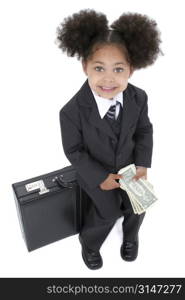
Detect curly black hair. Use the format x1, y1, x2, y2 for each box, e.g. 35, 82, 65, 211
56, 9, 163, 69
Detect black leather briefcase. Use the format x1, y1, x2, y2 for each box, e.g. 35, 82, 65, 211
12, 165, 87, 252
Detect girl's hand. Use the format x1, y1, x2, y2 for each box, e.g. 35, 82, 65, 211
99, 173, 123, 190
132, 166, 147, 181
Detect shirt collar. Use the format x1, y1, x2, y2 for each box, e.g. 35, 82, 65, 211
91, 88, 123, 119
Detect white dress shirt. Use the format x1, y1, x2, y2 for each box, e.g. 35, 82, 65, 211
91, 88, 123, 119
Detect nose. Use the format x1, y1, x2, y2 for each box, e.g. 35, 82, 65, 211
102, 71, 115, 83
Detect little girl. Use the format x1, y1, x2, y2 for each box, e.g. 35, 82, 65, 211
56, 9, 162, 270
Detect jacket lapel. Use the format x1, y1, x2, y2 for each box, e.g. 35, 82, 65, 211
78, 80, 117, 140
89, 102, 117, 141
116, 86, 140, 154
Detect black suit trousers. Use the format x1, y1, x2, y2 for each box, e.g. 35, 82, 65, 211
79, 181, 145, 252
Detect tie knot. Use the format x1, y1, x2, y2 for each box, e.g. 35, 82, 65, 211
106, 101, 120, 120
109, 101, 120, 109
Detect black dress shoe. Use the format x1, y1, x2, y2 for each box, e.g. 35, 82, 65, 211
79, 235, 103, 270
120, 238, 139, 261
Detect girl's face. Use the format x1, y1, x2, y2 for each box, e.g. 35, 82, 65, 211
82, 44, 133, 100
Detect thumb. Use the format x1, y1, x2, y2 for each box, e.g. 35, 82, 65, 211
132, 175, 139, 181
115, 181, 121, 188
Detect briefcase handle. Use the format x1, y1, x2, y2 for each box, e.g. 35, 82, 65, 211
53, 175, 77, 189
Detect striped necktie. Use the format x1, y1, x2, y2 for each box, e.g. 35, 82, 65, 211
106, 101, 120, 120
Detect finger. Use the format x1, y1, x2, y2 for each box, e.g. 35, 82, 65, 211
114, 174, 123, 179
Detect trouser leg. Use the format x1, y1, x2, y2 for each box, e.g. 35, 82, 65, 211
119, 189, 145, 241
80, 198, 117, 251
122, 210, 145, 241
78, 182, 122, 252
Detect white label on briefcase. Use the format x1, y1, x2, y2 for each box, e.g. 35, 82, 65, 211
25, 180, 49, 195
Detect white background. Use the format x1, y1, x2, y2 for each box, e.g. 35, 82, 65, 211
0, 0, 185, 277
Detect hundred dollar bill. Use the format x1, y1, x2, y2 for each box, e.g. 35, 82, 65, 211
118, 164, 158, 213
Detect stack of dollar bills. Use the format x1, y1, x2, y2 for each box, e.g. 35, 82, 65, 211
118, 164, 158, 214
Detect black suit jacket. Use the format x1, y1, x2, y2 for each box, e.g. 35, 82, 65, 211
59, 80, 153, 191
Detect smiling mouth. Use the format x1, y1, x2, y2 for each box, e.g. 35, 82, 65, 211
99, 86, 117, 92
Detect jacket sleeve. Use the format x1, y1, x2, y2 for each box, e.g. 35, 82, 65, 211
59, 109, 109, 190
133, 92, 153, 168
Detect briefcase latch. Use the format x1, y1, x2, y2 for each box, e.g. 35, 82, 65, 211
25, 180, 49, 195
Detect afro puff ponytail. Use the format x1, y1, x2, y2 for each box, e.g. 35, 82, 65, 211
56, 9, 109, 60
56, 10, 162, 69
111, 13, 162, 69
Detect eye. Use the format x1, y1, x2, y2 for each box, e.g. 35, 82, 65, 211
114, 68, 124, 73
95, 66, 104, 72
